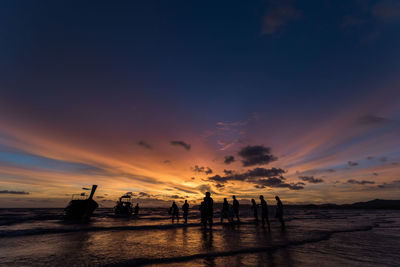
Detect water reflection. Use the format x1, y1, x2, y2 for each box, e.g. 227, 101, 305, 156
51, 231, 92, 266
276, 229, 294, 267
201, 229, 214, 250
201, 229, 215, 266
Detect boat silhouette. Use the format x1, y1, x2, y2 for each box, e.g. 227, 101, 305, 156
64, 185, 98, 221
114, 194, 134, 217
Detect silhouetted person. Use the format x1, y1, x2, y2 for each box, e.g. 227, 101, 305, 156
134, 203, 139, 216
232, 195, 240, 223
182, 200, 189, 224
220, 198, 230, 223
170, 201, 179, 223
259, 195, 270, 230
203, 192, 213, 228
251, 198, 258, 225
275, 196, 285, 229
200, 201, 205, 225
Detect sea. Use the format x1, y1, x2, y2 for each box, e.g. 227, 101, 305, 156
0, 207, 399, 266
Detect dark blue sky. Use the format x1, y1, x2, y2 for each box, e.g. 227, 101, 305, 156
2, 1, 399, 120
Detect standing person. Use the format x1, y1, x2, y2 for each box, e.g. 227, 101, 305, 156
203, 192, 214, 228
134, 203, 140, 216
275, 196, 285, 229
170, 201, 179, 223
259, 195, 270, 230
199, 201, 205, 225
251, 198, 258, 225
182, 200, 189, 224
232, 195, 240, 223
220, 198, 230, 223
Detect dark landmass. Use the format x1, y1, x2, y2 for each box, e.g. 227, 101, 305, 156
288, 199, 400, 210
194, 199, 400, 210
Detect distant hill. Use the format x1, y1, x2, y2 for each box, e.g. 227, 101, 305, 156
286, 199, 400, 210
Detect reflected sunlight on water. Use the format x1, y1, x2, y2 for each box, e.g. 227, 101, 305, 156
0, 208, 399, 266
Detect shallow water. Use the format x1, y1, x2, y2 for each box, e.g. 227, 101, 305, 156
0, 208, 399, 266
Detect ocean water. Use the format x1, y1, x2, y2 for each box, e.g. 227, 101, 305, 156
0, 207, 399, 266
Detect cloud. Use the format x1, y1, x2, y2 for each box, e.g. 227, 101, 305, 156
341, 1, 400, 43
377, 180, 400, 189
138, 192, 150, 197
173, 186, 198, 195
246, 167, 286, 178
348, 161, 359, 167
297, 168, 336, 176
195, 184, 216, 194
0, 190, 30, 195
346, 179, 375, 185
254, 179, 304, 190
372, 0, 400, 22
262, 2, 302, 35
191, 165, 213, 175
216, 121, 248, 129
299, 176, 324, 184
357, 115, 389, 126
168, 194, 185, 200
208, 167, 301, 190
170, 141, 191, 150
214, 119, 250, 151
208, 167, 285, 183
224, 155, 235, 164
163, 160, 171, 164
223, 169, 233, 175
238, 145, 277, 166
215, 183, 225, 189
137, 141, 152, 150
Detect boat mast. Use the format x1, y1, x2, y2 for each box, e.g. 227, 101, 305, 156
88, 185, 98, 200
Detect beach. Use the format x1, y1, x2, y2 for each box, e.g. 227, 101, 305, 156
1, 208, 399, 266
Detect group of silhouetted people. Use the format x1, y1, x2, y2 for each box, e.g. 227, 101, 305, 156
200, 192, 214, 227
169, 192, 285, 230
251, 195, 284, 230
114, 200, 140, 217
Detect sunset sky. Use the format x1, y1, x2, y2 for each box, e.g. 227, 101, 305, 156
0, 0, 399, 207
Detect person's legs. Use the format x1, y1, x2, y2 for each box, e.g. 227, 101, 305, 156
266, 215, 271, 231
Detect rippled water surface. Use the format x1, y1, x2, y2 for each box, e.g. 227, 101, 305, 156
0, 208, 399, 266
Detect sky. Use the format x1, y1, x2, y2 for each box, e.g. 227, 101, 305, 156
0, 0, 399, 207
